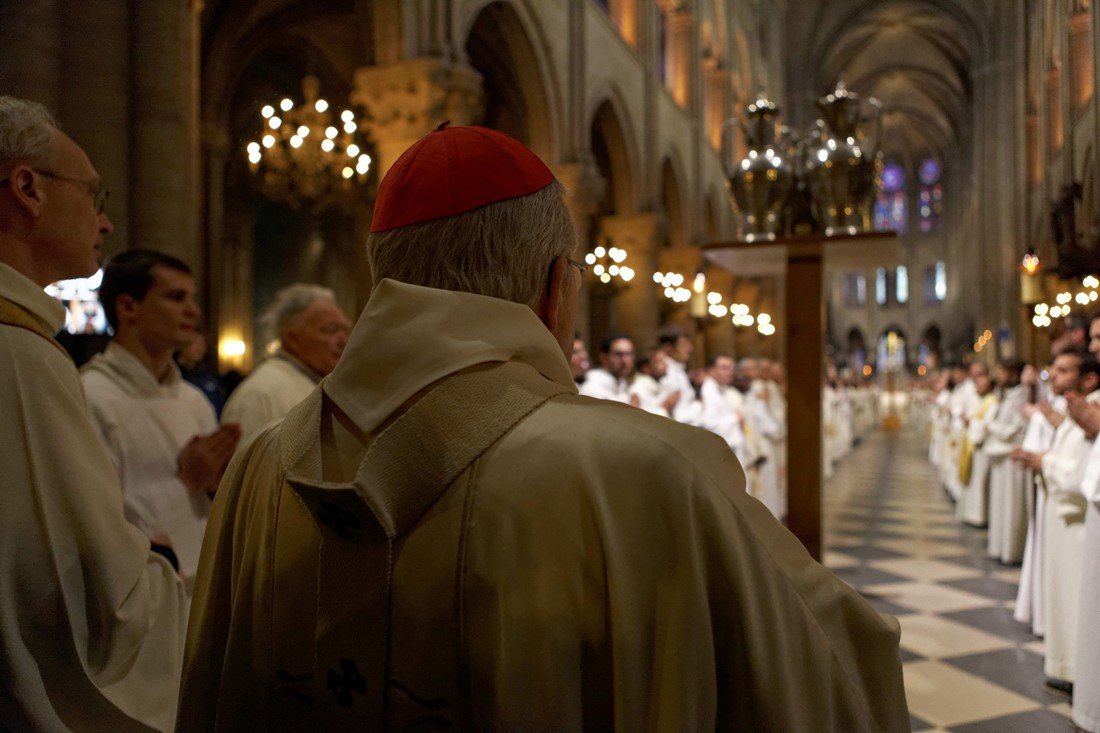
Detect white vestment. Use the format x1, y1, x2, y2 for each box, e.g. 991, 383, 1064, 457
958, 392, 1000, 526
578, 367, 631, 403
0, 262, 187, 732
221, 351, 319, 445
700, 376, 748, 464
81, 342, 218, 582
629, 372, 670, 417
1015, 397, 1062, 634
744, 388, 784, 519
945, 380, 979, 499
660, 356, 702, 424
178, 279, 908, 731
984, 384, 1029, 563
1074, 436, 1100, 731
1039, 390, 1098, 681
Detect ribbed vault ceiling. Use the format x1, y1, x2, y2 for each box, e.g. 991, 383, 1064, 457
805, 0, 975, 165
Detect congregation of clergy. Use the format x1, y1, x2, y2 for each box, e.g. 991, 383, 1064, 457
0, 94, 915, 730
917, 317, 1100, 733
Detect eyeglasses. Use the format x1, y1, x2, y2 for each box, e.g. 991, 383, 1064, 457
1, 168, 110, 214
566, 257, 587, 275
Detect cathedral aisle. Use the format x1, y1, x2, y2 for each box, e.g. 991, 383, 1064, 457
823, 428, 1075, 732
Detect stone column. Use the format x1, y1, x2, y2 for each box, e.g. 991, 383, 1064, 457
352, 58, 484, 181
600, 213, 663, 342
556, 161, 606, 345
60, 0, 129, 252
667, 7, 694, 108
0, 0, 60, 109
704, 58, 730, 152
130, 0, 202, 267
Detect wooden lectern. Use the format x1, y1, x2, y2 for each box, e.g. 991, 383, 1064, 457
703, 231, 900, 560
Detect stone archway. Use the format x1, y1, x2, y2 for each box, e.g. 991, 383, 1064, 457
463, 1, 558, 160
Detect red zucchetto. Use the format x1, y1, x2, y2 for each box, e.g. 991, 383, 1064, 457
369, 122, 556, 233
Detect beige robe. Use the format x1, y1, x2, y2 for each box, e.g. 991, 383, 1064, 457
0, 263, 187, 732
179, 279, 907, 731
1039, 390, 1099, 681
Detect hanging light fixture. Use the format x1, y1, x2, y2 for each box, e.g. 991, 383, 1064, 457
1019, 247, 1043, 305
245, 76, 372, 209
583, 238, 635, 286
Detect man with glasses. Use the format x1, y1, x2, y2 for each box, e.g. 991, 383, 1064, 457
578, 333, 639, 405
0, 96, 187, 730
180, 124, 906, 730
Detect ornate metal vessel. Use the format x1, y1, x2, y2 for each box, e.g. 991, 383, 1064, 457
804, 81, 882, 236
727, 95, 794, 241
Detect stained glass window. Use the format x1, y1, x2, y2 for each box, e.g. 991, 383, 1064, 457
917, 158, 942, 233
874, 161, 908, 234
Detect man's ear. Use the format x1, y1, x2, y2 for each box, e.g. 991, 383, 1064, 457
115, 293, 139, 323
538, 255, 568, 331
8, 166, 45, 217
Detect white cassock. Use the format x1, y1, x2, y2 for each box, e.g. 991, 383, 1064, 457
0, 262, 187, 731
221, 350, 320, 446
1014, 396, 1063, 634
745, 387, 784, 519
760, 380, 788, 512
578, 367, 631, 403
1074, 435, 1100, 732
660, 356, 702, 425
1038, 389, 1099, 682
984, 384, 1029, 563
957, 392, 999, 526
81, 342, 218, 584
629, 373, 670, 417
700, 376, 748, 464
945, 380, 979, 499
823, 386, 837, 480
929, 389, 951, 468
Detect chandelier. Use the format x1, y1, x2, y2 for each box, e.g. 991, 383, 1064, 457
245, 75, 371, 209
583, 239, 636, 285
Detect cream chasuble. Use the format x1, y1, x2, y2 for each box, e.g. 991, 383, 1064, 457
0, 263, 187, 732
179, 279, 907, 731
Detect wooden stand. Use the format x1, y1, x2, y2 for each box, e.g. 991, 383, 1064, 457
703, 231, 900, 560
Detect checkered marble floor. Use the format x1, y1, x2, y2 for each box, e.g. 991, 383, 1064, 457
823, 428, 1076, 732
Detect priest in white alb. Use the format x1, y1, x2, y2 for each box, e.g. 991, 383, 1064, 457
1015, 349, 1100, 690
179, 124, 908, 731
984, 361, 1030, 563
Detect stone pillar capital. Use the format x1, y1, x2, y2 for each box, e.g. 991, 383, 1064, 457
599, 211, 665, 245
352, 58, 484, 177
554, 160, 606, 221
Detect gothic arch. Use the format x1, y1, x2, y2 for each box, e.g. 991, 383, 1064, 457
588, 92, 639, 215
456, 0, 562, 160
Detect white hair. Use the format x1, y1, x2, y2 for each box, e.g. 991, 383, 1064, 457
257, 283, 337, 350
0, 96, 57, 172
366, 180, 577, 308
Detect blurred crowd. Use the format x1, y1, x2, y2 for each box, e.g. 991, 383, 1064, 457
912, 312, 1100, 727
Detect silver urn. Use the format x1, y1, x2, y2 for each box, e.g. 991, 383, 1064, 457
727, 95, 795, 241
803, 81, 882, 236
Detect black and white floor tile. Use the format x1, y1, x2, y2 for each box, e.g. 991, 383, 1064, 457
823, 429, 1077, 732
